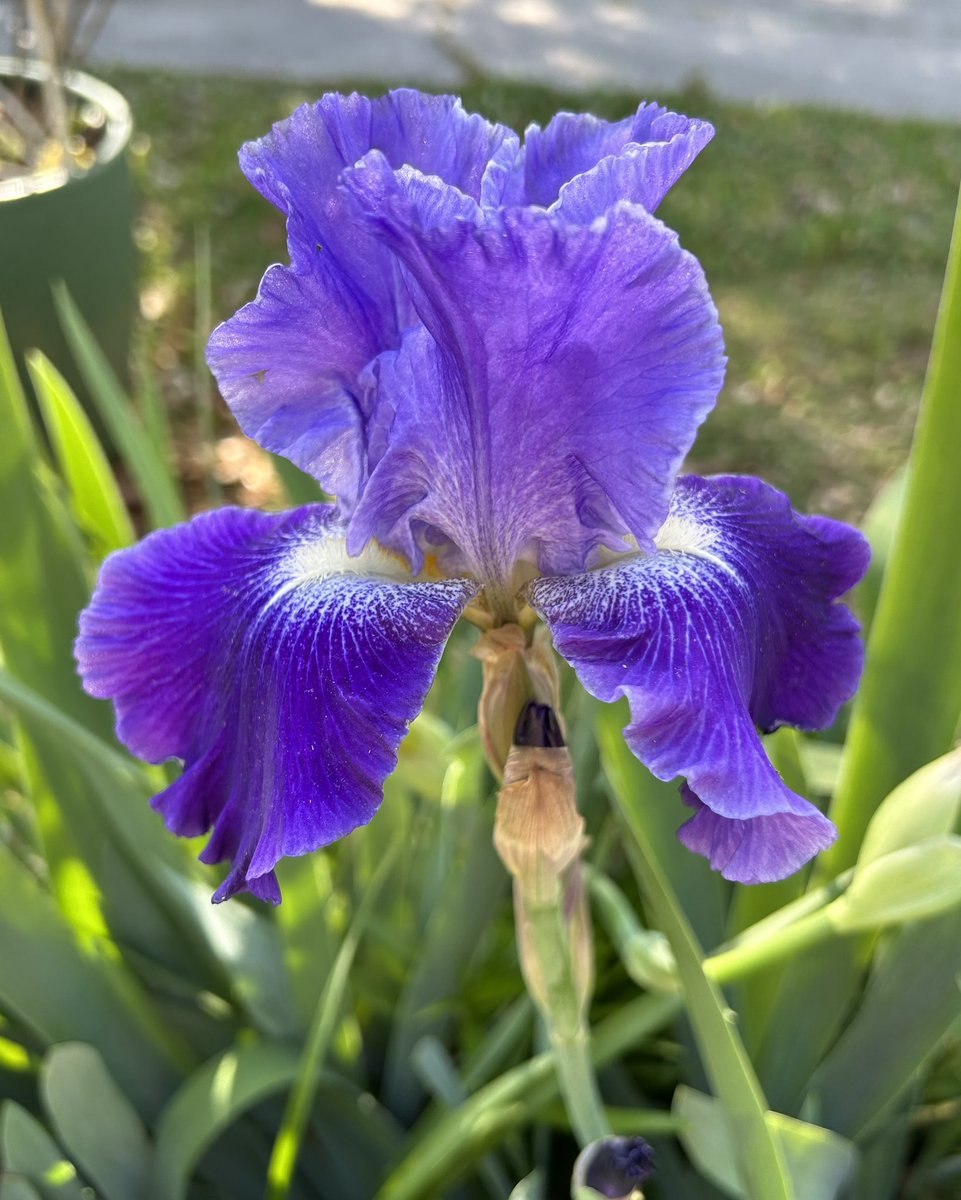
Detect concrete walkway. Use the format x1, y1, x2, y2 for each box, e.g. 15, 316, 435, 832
91, 0, 961, 121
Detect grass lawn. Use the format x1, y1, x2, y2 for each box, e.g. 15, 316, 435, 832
108, 68, 961, 524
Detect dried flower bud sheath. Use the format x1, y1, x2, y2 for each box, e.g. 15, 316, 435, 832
495, 744, 586, 906
494, 707, 593, 1040
473, 623, 562, 776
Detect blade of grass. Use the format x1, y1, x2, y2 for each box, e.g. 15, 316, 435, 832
54, 283, 185, 529
27, 350, 135, 559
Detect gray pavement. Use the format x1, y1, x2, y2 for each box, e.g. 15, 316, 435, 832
90, 0, 961, 121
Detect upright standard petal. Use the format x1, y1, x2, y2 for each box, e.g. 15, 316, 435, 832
528, 476, 870, 883
510, 103, 714, 218
207, 90, 518, 502
345, 158, 725, 588
76, 505, 475, 901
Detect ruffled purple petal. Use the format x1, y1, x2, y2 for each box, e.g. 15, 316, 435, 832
509, 103, 714, 216
76, 505, 475, 901
677, 785, 836, 885
207, 90, 518, 503
344, 157, 725, 584
528, 475, 870, 883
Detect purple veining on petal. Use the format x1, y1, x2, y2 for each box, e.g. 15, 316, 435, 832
344, 155, 725, 583
677, 785, 836, 886
528, 475, 869, 883
207, 90, 518, 504
75, 504, 475, 901
509, 103, 714, 216
209, 90, 720, 591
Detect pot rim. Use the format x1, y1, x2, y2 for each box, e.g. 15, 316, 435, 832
0, 56, 133, 203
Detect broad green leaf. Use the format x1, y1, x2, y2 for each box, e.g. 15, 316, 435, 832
392, 710, 456, 802
753, 939, 865, 1117
856, 468, 906, 635
807, 912, 961, 1138
674, 1087, 857, 1200
0, 309, 109, 732
149, 1043, 401, 1200
599, 719, 794, 1200
461, 996, 532, 1090
831, 837, 961, 931
134, 347, 174, 473
149, 1043, 299, 1200
0, 841, 181, 1118
0, 310, 148, 949
27, 350, 134, 559
54, 284, 185, 529
274, 853, 340, 1032
41, 1045, 149, 1200
410, 1038, 515, 1200
825, 187, 961, 874
796, 740, 842, 798
509, 1171, 544, 1200
0, 668, 295, 1037
857, 748, 961, 866
0, 1102, 86, 1200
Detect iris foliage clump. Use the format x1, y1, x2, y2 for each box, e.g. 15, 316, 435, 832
1, 84, 961, 1200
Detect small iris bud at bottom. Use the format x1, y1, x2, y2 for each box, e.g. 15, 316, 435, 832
572, 1136, 655, 1200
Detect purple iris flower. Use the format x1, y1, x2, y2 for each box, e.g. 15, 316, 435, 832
75, 90, 869, 903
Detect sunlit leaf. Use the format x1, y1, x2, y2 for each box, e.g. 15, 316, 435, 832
27, 350, 134, 559
54, 283, 185, 529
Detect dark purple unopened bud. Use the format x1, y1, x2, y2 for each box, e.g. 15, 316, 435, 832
572, 1136, 655, 1199
515, 701, 566, 748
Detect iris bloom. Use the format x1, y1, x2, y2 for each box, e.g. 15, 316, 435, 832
76, 91, 869, 903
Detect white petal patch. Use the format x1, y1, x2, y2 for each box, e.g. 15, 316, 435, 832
654, 512, 718, 556
282, 533, 410, 586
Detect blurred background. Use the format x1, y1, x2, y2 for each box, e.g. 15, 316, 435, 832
3, 0, 960, 528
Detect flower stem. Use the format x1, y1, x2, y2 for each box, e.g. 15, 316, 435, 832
551, 1027, 611, 1146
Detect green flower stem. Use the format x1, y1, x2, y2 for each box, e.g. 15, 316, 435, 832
550, 1027, 611, 1146
706, 907, 840, 984
518, 890, 611, 1145
383, 860, 859, 1200
522, 899, 586, 1041
377, 993, 679, 1200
